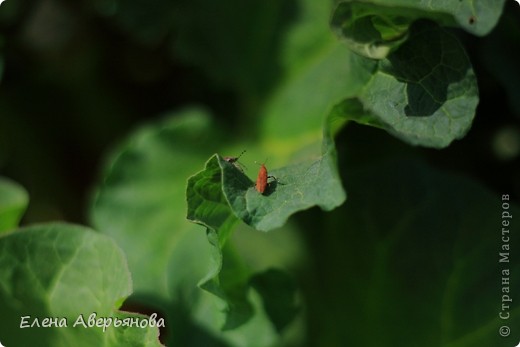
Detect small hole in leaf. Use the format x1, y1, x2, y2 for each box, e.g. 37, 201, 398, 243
469, 16, 476, 25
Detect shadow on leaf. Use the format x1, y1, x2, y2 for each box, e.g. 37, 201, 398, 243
384, 20, 472, 117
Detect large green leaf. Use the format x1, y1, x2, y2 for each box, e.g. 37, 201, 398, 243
331, 0, 505, 59
186, 155, 303, 332
184, 158, 248, 330
184, 105, 339, 332
307, 158, 520, 346
0, 223, 163, 347
0, 177, 29, 234
261, 4, 482, 153
334, 20, 478, 148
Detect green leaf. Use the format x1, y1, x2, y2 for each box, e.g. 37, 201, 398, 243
185, 147, 335, 332
262, 3, 480, 150
0, 222, 163, 347
186, 155, 309, 331
331, 0, 505, 59
200, 229, 253, 331
184, 156, 249, 329
188, 145, 344, 233
309, 158, 520, 346
186, 156, 240, 239
0, 177, 29, 233
186, 157, 265, 331
336, 20, 478, 148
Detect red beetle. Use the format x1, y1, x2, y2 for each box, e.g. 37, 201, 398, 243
256, 163, 268, 194
255, 162, 277, 194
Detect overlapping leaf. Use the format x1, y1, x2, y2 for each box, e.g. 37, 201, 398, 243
186, 155, 304, 331
333, 20, 479, 148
